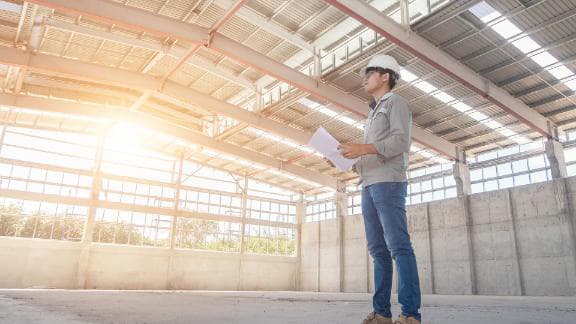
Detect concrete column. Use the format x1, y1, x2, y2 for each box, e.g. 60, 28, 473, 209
505, 189, 525, 295
170, 154, 184, 249
335, 181, 347, 292
295, 196, 304, 291
82, 133, 105, 243
239, 175, 249, 254
77, 133, 105, 288
453, 161, 471, 197
237, 175, 249, 291
545, 139, 567, 179
555, 179, 576, 295
166, 155, 183, 290
462, 195, 477, 295
425, 203, 435, 294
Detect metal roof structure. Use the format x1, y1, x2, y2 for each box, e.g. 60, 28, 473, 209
0, 0, 574, 193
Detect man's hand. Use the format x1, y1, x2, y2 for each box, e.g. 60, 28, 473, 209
338, 143, 377, 159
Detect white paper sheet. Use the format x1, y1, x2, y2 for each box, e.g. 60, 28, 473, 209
307, 127, 358, 172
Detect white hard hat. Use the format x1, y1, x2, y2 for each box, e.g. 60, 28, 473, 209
361, 54, 401, 80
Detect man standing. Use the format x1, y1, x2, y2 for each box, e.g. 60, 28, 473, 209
339, 54, 421, 324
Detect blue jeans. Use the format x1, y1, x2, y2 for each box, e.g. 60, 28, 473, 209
362, 182, 421, 321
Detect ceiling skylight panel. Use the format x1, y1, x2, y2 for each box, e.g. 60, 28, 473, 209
530, 51, 559, 67
299, 98, 320, 109
511, 36, 540, 54
249, 128, 321, 156
300, 98, 361, 127
493, 129, 529, 144
513, 136, 532, 144
413, 81, 437, 93
470, 2, 575, 117
301, 99, 344, 120
400, 69, 418, 82
318, 107, 338, 117
250, 128, 281, 142
498, 129, 517, 137
491, 20, 522, 39
565, 79, 576, 91
547, 65, 574, 80
432, 91, 456, 103
337, 115, 358, 125
469, 1, 502, 23
484, 120, 503, 129
468, 111, 489, 121
452, 102, 473, 113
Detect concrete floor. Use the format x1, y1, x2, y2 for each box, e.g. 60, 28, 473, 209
0, 290, 575, 324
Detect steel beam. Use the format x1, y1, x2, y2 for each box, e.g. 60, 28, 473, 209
27, 0, 458, 160
0, 46, 311, 145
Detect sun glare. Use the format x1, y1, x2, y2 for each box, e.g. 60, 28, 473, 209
106, 122, 150, 148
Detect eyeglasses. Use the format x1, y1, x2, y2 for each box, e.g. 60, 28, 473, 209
363, 70, 378, 80
363, 69, 387, 80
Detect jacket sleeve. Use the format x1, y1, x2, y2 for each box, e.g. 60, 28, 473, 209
371, 97, 412, 159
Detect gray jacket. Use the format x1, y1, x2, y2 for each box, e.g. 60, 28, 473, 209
354, 92, 412, 186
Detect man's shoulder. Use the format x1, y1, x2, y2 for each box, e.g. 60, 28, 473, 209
387, 93, 410, 110
388, 93, 407, 104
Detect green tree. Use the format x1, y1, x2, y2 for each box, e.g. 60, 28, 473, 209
0, 203, 22, 236
92, 222, 148, 245
0, 204, 85, 241
176, 218, 221, 249
244, 236, 296, 256
1, 204, 295, 255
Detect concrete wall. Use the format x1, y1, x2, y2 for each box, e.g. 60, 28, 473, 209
2, 177, 576, 295
0, 238, 298, 290
301, 178, 576, 296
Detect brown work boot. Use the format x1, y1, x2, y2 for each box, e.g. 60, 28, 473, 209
394, 315, 421, 324
361, 312, 393, 324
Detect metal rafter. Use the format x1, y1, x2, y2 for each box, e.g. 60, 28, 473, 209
26, 0, 458, 160
0, 46, 313, 145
